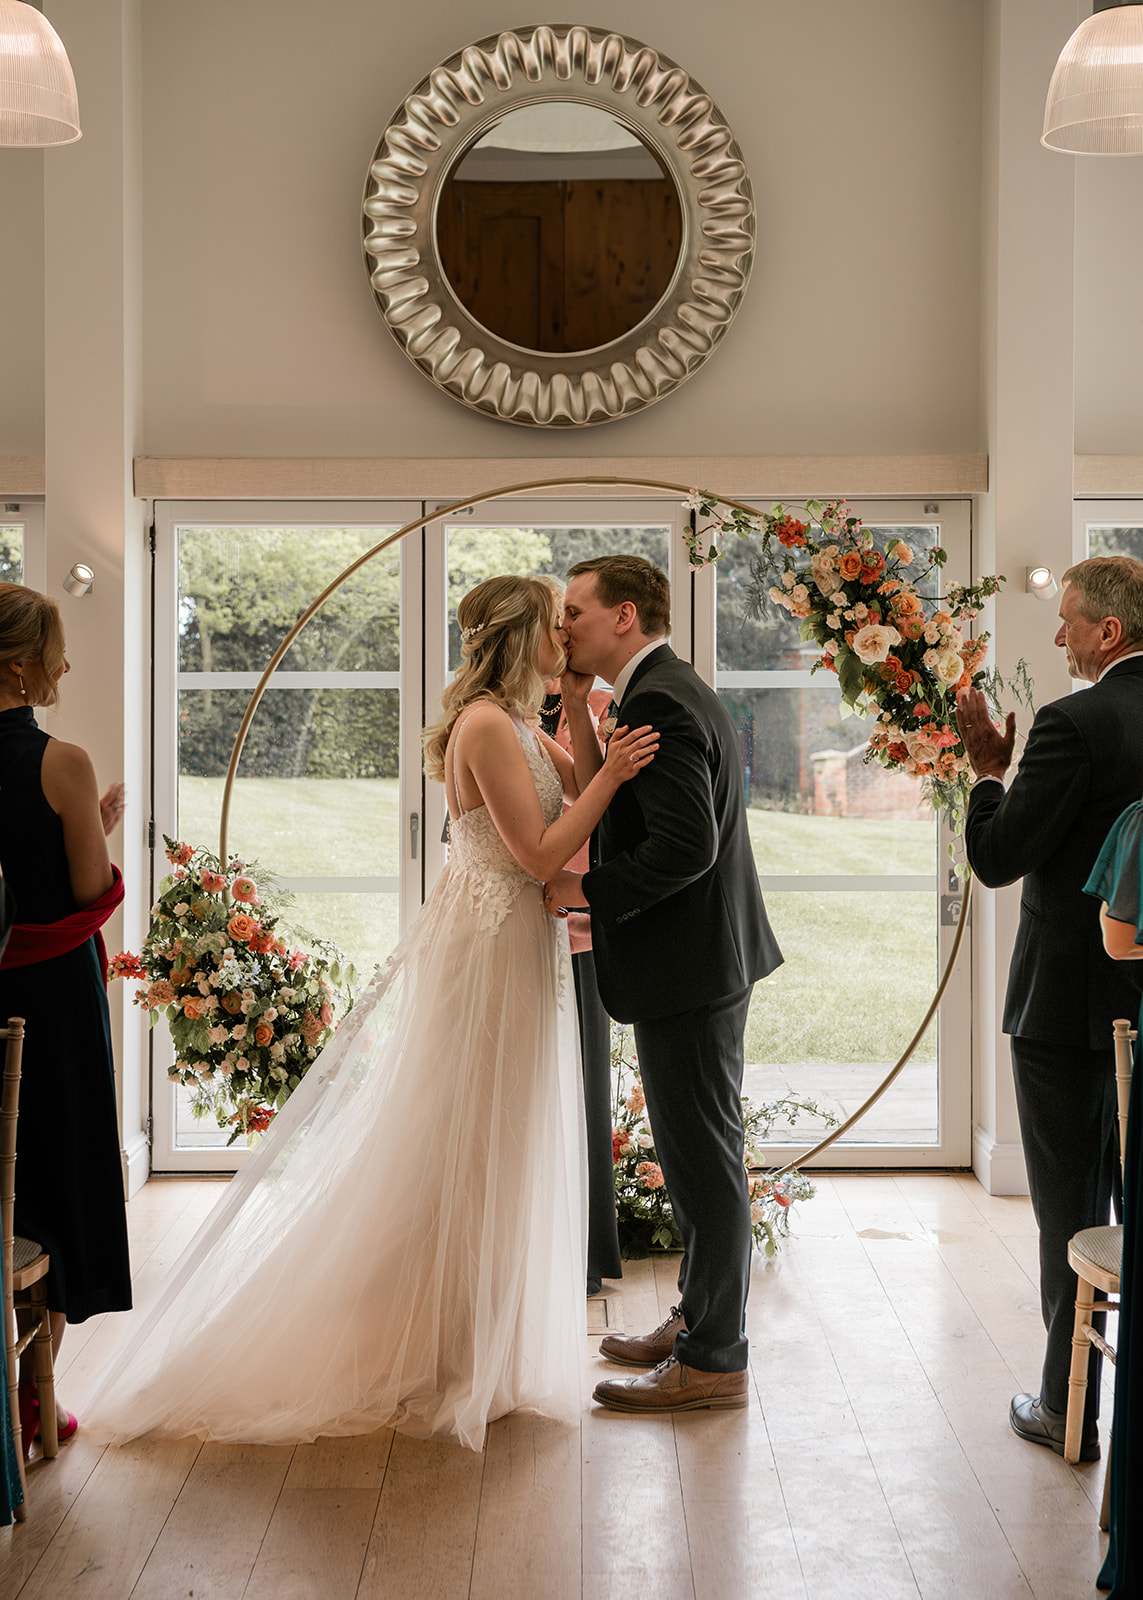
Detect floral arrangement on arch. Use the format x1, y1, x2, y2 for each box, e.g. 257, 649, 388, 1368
611, 1026, 836, 1258
683, 492, 1008, 832
110, 838, 356, 1143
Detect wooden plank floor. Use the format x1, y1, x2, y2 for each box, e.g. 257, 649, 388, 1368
1, 1173, 1114, 1599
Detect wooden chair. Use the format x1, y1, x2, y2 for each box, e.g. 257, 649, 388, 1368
1064, 1014, 1136, 1525
2, 1017, 58, 1522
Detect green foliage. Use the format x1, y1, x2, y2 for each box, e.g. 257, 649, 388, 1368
178, 526, 400, 779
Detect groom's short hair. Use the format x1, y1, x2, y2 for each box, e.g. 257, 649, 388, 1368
567, 555, 670, 638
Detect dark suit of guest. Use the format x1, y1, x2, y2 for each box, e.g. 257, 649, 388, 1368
583, 644, 782, 1372
965, 654, 1143, 1430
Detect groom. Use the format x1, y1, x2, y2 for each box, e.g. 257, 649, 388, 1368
545, 554, 782, 1412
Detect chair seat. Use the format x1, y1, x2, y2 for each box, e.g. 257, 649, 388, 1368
11, 1235, 43, 1274
1071, 1223, 1123, 1278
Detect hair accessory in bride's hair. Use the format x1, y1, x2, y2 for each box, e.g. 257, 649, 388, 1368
461, 622, 487, 642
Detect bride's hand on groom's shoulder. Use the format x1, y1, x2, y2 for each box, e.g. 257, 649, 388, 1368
604, 724, 659, 784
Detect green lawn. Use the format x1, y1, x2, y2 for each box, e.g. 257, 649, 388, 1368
177, 779, 939, 1064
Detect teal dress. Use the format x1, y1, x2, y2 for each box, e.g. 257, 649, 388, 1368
1085, 799, 1143, 1597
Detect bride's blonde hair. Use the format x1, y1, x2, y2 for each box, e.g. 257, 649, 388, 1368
422, 575, 565, 782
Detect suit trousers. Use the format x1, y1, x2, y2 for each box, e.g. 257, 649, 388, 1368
571, 950, 622, 1284
633, 985, 753, 1373
1010, 1035, 1121, 1423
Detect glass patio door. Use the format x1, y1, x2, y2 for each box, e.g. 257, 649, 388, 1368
693, 498, 973, 1166
151, 501, 419, 1170
150, 493, 974, 1172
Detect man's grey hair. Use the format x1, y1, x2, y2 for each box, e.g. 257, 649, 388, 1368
1061, 555, 1143, 645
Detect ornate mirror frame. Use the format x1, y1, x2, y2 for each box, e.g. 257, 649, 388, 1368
362, 23, 755, 428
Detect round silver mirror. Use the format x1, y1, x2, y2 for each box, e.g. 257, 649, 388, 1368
362, 24, 755, 428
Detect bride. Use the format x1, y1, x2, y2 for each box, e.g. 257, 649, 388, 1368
80, 575, 657, 1452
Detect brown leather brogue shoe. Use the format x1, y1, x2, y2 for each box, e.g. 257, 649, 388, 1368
599, 1304, 686, 1367
593, 1357, 748, 1413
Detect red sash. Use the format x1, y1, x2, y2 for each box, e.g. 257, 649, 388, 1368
0, 866, 124, 985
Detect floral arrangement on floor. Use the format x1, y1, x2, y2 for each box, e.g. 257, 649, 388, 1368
110, 837, 356, 1143
611, 1026, 837, 1259
683, 491, 1016, 832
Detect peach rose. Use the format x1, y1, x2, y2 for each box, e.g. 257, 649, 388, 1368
851, 623, 902, 665
892, 590, 923, 616
182, 996, 205, 1020
227, 912, 258, 943
838, 550, 863, 580
254, 1023, 274, 1047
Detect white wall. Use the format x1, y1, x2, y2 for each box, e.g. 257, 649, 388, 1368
1075, 156, 1143, 455
0, 148, 44, 456
137, 0, 984, 460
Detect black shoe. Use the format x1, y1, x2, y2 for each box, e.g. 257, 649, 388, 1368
586, 1277, 602, 1299
1009, 1392, 1099, 1462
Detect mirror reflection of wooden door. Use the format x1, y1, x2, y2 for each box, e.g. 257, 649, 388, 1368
436, 178, 682, 352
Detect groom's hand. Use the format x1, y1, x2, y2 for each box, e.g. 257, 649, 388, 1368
544, 869, 588, 917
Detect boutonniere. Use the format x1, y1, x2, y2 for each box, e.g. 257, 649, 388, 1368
598, 716, 617, 741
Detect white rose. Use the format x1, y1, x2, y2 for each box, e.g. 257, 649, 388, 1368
923, 624, 941, 645
791, 584, 809, 603
827, 613, 842, 629
923, 648, 939, 668
933, 650, 964, 686
851, 623, 902, 664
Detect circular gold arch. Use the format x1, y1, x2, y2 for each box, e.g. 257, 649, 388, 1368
218, 475, 972, 1172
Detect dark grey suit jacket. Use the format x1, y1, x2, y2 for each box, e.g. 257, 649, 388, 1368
584, 645, 782, 1023
964, 654, 1143, 1048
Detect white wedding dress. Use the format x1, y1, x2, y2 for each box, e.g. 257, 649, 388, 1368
81, 720, 586, 1452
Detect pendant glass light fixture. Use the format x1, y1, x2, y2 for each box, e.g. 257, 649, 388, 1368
0, 0, 81, 147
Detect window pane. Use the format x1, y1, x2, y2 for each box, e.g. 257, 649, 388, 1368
716, 522, 941, 1146
0, 526, 23, 584
173, 525, 402, 1152
1087, 525, 1143, 562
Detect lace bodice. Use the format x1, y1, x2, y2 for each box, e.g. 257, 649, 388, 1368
446, 716, 564, 934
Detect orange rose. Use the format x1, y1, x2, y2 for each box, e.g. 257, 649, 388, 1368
227, 912, 258, 943
182, 996, 204, 1020
838, 551, 863, 580
892, 591, 922, 616
221, 992, 243, 1015
254, 1023, 274, 1047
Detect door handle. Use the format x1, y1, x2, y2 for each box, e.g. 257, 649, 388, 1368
410, 812, 420, 860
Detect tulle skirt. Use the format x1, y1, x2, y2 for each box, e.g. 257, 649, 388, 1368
80, 867, 587, 1452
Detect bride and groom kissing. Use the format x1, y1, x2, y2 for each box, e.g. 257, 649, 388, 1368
79, 554, 782, 1449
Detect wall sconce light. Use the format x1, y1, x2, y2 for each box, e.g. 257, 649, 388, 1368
62, 562, 94, 597
1026, 565, 1059, 600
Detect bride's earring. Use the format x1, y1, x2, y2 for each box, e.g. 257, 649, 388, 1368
16, 672, 27, 701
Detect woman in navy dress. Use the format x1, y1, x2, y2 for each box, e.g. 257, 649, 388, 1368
0, 584, 131, 1452
1086, 799, 1143, 1597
